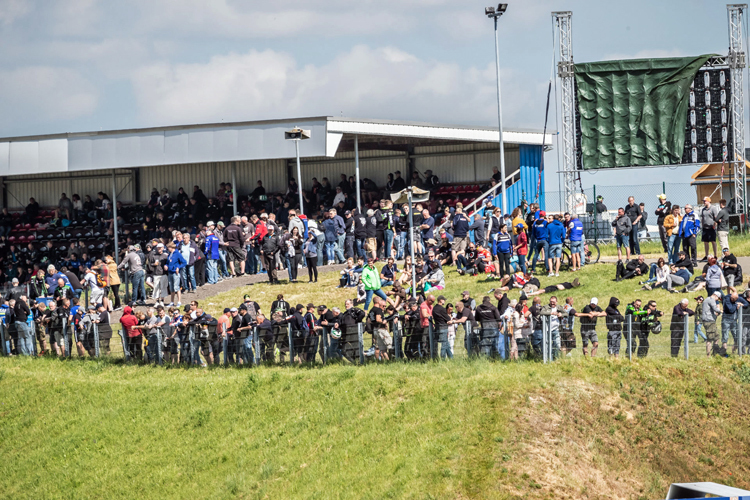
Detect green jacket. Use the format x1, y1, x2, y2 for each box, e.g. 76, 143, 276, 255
361, 265, 381, 291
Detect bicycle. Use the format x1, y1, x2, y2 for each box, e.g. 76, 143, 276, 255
560, 240, 600, 271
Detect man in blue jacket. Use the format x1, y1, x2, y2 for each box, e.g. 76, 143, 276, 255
678, 204, 700, 267
547, 214, 566, 277
566, 213, 585, 271
530, 211, 549, 274
166, 242, 187, 307
204, 228, 221, 285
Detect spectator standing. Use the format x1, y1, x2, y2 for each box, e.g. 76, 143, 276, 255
166, 242, 186, 307
547, 214, 565, 277
624, 196, 642, 255
104, 256, 121, 310
362, 257, 388, 311
204, 229, 220, 285
663, 205, 681, 264
716, 199, 730, 252
495, 224, 512, 277
580, 297, 605, 357
119, 246, 146, 305
322, 212, 338, 265
678, 204, 700, 267
655, 194, 672, 253
223, 216, 246, 277
721, 292, 748, 354
699, 196, 719, 261
303, 231, 318, 283
529, 211, 549, 273
567, 213, 584, 271
669, 298, 694, 357
331, 208, 346, 264
260, 226, 280, 285
178, 233, 197, 294
451, 206, 470, 265
513, 223, 528, 274
702, 291, 723, 356
14, 295, 32, 356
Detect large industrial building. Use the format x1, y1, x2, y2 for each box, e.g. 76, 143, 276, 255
0, 116, 551, 211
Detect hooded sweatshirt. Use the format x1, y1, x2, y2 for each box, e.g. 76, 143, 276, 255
605, 297, 623, 332
119, 306, 139, 337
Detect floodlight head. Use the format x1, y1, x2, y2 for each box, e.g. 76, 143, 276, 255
285, 127, 311, 140
497, 3, 508, 13
485, 6, 495, 15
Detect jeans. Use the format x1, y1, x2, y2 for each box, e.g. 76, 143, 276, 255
496, 332, 507, 360
131, 269, 146, 302
243, 335, 255, 364
15, 321, 33, 356
721, 313, 738, 345
329, 337, 342, 358
325, 241, 337, 263
530, 240, 549, 272
668, 234, 679, 263
381, 280, 394, 287
694, 322, 707, 343
570, 240, 584, 265
246, 244, 258, 274
440, 338, 453, 359
516, 254, 527, 274
356, 239, 366, 258
180, 265, 196, 291
336, 234, 346, 263
206, 259, 219, 284
531, 329, 543, 356
147, 332, 161, 363
317, 238, 325, 266
397, 232, 406, 260
550, 328, 561, 360
384, 229, 394, 259
364, 288, 389, 310
219, 249, 230, 277
629, 227, 640, 255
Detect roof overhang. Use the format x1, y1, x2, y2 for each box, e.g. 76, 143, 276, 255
0, 116, 553, 178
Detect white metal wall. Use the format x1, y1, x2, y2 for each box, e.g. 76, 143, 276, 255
413, 144, 520, 184
4, 169, 134, 209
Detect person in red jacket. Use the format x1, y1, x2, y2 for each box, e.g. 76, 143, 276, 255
119, 306, 141, 360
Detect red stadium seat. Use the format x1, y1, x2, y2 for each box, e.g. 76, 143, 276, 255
17, 235, 27, 243
8, 236, 15, 242
27, 234, 35, 241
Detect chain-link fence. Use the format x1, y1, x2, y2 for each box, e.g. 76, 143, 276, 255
2, 305, 746, 363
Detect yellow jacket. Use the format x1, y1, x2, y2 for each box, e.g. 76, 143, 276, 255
663, 214, 680, 237
512, 217, 528, 235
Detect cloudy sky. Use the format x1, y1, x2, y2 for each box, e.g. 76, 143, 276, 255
0, 0, 733, 190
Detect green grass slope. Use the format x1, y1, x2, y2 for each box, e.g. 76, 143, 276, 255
1, 357, 749, 499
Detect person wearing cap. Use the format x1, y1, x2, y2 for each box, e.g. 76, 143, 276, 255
721, 291, 748, 355
668, 298, 694, 357
118, 245, 146, 305
567, 212, 584, 271
148, 243, 169, 305
580, 297, 605, 357
699, 196, 720, 262
720, 246, 738, 288
702, 290, 723, 356
529, 210, 549, 274
654, 194, 672, 253
204, 226, 221, 285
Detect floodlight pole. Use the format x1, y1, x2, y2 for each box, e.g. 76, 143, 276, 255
553, 11, 576, 216
408, 187, 416, 299
355, 134, 362, 214
728, 4, 747, 221
295, 140, 304, 215
488, 8, 508, 214
111, 171, 119, 264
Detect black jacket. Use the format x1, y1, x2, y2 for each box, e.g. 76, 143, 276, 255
261, 235, 280, 255
605, 297, 623, 332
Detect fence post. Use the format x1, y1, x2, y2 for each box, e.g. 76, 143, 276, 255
428, 322, 435, 360
393, 321, 401, 360
739, 306, 744, 358
84, 287, 90, 309
63, 318, 71, 358
0, 322, 6, 356
94, 323, 100, 358
465, 322, 472, 357
119, 328, 130, 362
288, 327, 295, 366
683, 314, 689, 361
156, 327, 163, 365
547, 317, 553, 362
627, 315, 633, 362
222, 323, 228, 366
541, 316, 548, 364
254, 327, 261, 366
188, 325, 196, 367
322, 327, 328, 365
358, 323, 365, 365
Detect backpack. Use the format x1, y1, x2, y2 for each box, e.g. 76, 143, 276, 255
736, 264, 743, 285
96, 272, 107, 288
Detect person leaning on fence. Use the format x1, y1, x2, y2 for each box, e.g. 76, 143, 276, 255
721, 291, 748, 355
13, 295, 32, 356
33, 301, 49, 355
580, 297, 605, 357
431, 295, 452, 360
368, 296, 391, 361
741, 290, 750, 355
119, 305, 140, 360
540, 297, 565, 360
95, 302, 112, 356
605, 297, 624, 357
670, 299, 695, 357
702, 291, 723, 357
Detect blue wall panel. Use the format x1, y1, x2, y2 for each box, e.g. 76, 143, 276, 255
485, 144, 544, 213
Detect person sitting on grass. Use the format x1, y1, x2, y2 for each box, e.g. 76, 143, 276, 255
615, 255, 648, 282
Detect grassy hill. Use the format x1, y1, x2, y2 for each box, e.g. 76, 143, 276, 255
1, 357, 749, 499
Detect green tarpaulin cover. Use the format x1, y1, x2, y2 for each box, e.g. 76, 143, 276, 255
574, 55, 714, 169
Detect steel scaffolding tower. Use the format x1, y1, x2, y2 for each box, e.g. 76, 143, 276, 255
553, 11, 576, 215
728, 4, 747, 215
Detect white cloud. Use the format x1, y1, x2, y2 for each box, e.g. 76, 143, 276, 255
0, 0, 29, 26
601, 48, 687, 61
130, 45, 541, 130
0, 67, 98, 129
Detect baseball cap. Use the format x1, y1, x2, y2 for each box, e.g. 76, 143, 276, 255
539, 211, 546, 217
217, 221, 225, 227
230, 307, 238, 313
244, 294, 251, 300
462, 290, 470, 296
712, 290, 722, 297
590, 297, 598, 305
207, 221, 215, 226
515, 223, 524, 229
156, 243, 164, 248
239, 304, 248, 311
658, 194, 666, 199
344, 210, 351, 216
11, 278, 18, 284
